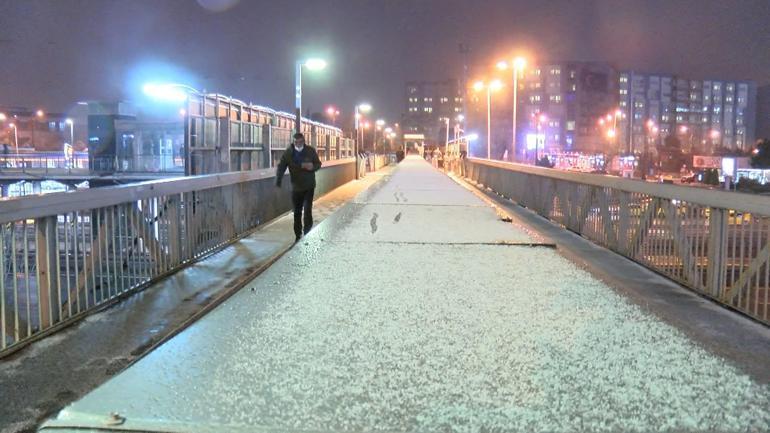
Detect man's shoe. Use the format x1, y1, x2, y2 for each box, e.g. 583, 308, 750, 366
294, 235, 301, 243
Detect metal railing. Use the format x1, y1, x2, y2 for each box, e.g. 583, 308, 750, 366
0, 159, 357, 356
0, 153, 185, 176
465, 158, 770, 325
0, 153, 89, 175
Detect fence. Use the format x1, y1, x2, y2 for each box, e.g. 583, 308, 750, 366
0, 153, 89, 175
0, 159, 356, 357
465, 158, 770, 325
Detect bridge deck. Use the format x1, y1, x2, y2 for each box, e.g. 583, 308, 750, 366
44, 157, 770, 432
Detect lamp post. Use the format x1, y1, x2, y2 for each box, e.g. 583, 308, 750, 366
354, 103, 372, 169
375, 119, 385, 152
8, 123, 18, 153
535, 113, 547, 163
31, 109, 44, 150
65, 118, 74, 148
294, 58, 327, 134
473, 79, 503, 159
497, 57, 526, 161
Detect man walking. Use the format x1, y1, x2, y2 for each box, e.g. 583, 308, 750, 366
276, 132, 322, 242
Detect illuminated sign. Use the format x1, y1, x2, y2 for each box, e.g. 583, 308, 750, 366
693, 155, 721, 169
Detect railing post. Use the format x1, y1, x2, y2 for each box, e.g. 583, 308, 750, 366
35, 216, 57, 330
618, 191, 631, 255
706, 208, 728, 298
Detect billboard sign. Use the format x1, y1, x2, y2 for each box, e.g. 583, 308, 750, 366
693, 155, 721, 169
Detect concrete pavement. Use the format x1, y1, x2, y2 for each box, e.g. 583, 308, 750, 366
41, 156, 770, 432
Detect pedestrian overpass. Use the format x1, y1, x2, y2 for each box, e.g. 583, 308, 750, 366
1, 156, 768, 432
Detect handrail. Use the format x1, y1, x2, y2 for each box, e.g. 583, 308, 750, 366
0, 158, 355, 224
470, 158, 770, 215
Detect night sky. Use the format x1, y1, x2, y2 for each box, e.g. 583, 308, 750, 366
1, 0, 768, 123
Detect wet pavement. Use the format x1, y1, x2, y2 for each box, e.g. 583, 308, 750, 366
41, 157, 770, 432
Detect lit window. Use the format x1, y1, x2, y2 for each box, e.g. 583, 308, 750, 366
570, 71, 576, 79
454, 107, 461, 112
570, 84, 576, 92
549, 95, 561, 103
534, 69, 541, 75
566, 121, 575, 131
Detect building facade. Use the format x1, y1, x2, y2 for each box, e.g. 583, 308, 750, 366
0, 106, 76, 152
618, 72, 756, 155
515, 61, 617, 160
404, 79, 463, 146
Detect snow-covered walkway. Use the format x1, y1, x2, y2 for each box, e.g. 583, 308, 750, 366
44, 156, 770, 433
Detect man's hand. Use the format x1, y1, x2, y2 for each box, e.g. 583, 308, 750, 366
301, 162, 314, 171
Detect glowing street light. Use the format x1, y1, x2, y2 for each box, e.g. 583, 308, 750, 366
304, 58, 328, 71
325, 106, 340, 125
709, 129, 721, 139
36, 109, 44, 118
295, 57, 328, 133
142, 82, 197, 102
607, 129, 616, 139
472, 79, 504, 159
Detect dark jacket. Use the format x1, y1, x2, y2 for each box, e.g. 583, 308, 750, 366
276, 145, 322, 191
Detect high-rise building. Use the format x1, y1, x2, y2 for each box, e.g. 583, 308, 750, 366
515, 61, 617, 160
756, 84, 770, 141
618, 72, 756, 154
403, 80, 463, 146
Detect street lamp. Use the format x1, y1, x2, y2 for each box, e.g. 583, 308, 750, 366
8, 123, 18, 153
325, 106, 340, 125
472, 79, 503, 159
142, 82, 198, 102
535, 113, 548, 162
65, 118, 74, 147
497, 56, 526, 161
0, 113, 6, 122
295, 57, 328, 134
353, 102, 371, 178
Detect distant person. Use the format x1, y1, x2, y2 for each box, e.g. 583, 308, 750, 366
276, 132, 322, 242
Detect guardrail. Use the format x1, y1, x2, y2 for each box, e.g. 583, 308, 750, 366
0, 158, 357, 356
0, 153, 89, 175
0, 153, 185, 176
464, 158, 770, 325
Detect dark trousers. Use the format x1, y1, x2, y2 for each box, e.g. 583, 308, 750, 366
291, 188, 314, 237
